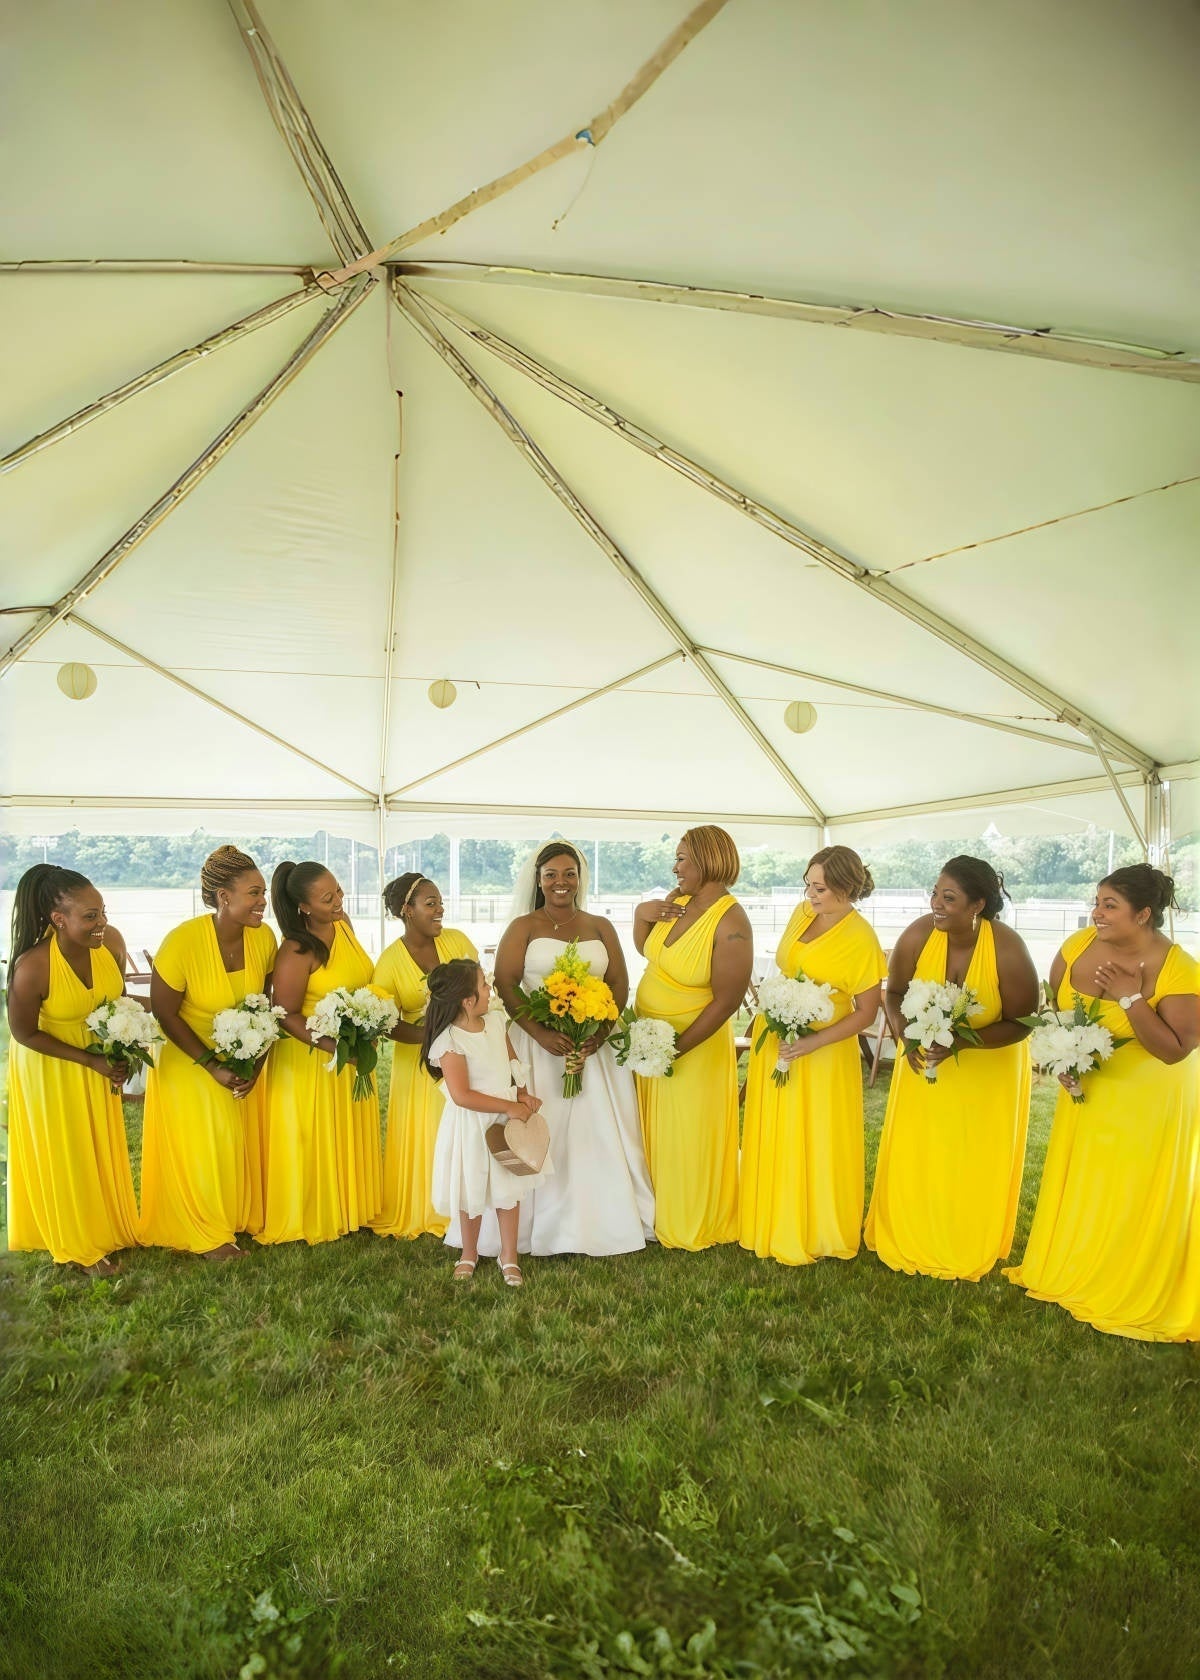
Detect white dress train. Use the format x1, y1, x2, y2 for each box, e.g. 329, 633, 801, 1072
445, 937, 656, 1257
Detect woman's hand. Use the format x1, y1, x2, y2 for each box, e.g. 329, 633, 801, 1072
85, 1050, 132, 1090
506, 1099, 534, 1122
209, 1063, 252, 1099
775, 1034, 818, 1065
922, 1041, 955, 1069
529, 1023, 575, 1057
1093, 957, 1145, 996
903, 1044, 925, 1076
640, 897, 685, 925
578, 1027, 609, 1060
516, 1091, 542, 1115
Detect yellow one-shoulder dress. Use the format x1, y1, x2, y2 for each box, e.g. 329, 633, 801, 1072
1005, 928, 1200, 1340
371, 926, 477, 1240
6, 935, 139, 1265
741, 903, 887, 1265
139, 914, 277, 1252
865, 918, 1031, 1281
635, 894, 740, 1251
258, 922, 383, 1245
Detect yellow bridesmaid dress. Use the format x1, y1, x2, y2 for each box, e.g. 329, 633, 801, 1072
371, 927, 477, 1239
865, 917, 1031, 1280
6, 935, 139, 1265
740, 903, 887, 1265
1005, 928, 1200, 1340
259, 921, 383, 1245
635, 894, 740, 1250
138, 914, 277, 1252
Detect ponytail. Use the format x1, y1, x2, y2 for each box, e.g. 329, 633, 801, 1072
270, 860, 332, 968
10, 864, 92, 967
419, 958, 483, 1082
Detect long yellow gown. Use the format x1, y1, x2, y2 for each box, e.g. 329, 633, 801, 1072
1005, 928, 1200, 1340
258, 921, 383, 1245
741, 903, 887, 1265
865, 917, 1031, 1281
6, 935, 139, 1265
138, 914, 277, 1252
371, 927, 477, 1239
635, 894, 740, 1250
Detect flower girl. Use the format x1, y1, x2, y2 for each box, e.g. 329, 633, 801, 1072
422, 959, 548, 1287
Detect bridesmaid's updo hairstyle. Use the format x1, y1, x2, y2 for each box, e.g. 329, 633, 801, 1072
532, 842, 583, 911
420, 957, 484, 1082
200, 844, 258, 908
681, 825, 741, 888
940, 855, 1008, 921
10, 864, 92, 967
1099, 864, 1178, 930
271, 860, 333, 968
806, 845, 875, 902
384, 872, 429, 919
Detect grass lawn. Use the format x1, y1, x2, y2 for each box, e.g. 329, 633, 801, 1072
2, 1035, 1198, 1680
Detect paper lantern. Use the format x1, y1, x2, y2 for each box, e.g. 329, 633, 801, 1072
56, 662, 97, 701
428, 679, 458, 709
784, 700, 817, 734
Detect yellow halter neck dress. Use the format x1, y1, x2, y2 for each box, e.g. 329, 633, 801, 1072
865, 917, 1031, 1281
139, 914, 277, 1252
634, 894, 740, 1251
6, 934, 139, 1265
370, 926, 477, 1239
1005, 927, 1200, 1340
740, 902, 887, 1265
258, 922, 383, 1245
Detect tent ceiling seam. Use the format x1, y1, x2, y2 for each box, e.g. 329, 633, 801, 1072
392, 282, 828, 824
410, 287, 1159, 775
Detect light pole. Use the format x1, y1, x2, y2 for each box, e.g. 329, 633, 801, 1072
31, 834, 56, 865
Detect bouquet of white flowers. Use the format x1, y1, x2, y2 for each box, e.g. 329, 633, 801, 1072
755, 969, 837, 1086
305, 985, 399, 1100
1019, 984, 1130, 1103
610, 1008, 678, 1079
85, 995, 164, 1073
899, 979, 983, 1082
207, 993, 286, 1081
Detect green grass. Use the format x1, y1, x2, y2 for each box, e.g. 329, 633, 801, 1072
2, 1041, 1198, 1680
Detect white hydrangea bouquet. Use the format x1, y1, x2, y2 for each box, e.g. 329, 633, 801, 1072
207, 993, 286, 1081
305, 985, 399, 1100
85, 995, 165, 1072
755, 968, 837, 1086
899, 979, 983, 1082
1019, 984, 1130, 1103
610, 1008, 678, 1079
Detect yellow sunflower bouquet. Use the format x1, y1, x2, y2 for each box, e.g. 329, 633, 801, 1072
513, 938, 620, 1098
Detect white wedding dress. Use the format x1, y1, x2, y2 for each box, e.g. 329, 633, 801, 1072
445, 936, 656, 1257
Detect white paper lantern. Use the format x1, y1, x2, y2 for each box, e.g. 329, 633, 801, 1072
56, 662, 98, 701
428, 678, 458, 709
784, 700, 817, 734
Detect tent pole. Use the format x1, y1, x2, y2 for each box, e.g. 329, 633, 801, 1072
226, 0, 371, 265
394, 262, 1200, 385
0, 277, 374, 680
387, 653, 685, 800
1, 283, 323, 475
1087, 730, 1148, 853
701, 648, 1103, 758
378, 321, 405, 947
63, 615, 376, 797
319, 0, 731, 286
392, 284, 827, 824
409, 287, 1156, 775
0, 259, 313, 276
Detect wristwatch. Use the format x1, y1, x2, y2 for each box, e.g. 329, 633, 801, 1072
1118, 992, 1143, 1010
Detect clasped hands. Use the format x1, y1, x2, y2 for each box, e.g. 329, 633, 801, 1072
508, 1093, 543, 1124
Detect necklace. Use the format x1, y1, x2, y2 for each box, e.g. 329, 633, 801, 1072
542, 906, 579, 934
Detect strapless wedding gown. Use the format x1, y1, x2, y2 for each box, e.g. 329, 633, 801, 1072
445, 937, 656, 1257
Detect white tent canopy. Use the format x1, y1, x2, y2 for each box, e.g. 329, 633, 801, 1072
3, 0, 1197, 859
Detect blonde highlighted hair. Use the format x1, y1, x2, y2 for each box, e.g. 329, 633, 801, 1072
199, 844, 258, 908
679, 826, 741, 888
806, 845, 874, 902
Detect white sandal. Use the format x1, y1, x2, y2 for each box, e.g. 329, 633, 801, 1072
497, 1259, 524, 1288
452, 1258, 477, 1282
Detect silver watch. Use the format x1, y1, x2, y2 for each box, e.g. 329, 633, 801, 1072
1118, 992, 1143, 1010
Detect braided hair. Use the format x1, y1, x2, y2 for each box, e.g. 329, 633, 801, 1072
271, 860, 333, 968
10, 864, 93, 967
419, 958, 484, 1082
199, 844, 258, 908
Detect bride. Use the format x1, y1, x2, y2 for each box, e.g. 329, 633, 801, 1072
480, 840, 656, 1257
